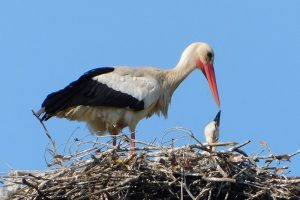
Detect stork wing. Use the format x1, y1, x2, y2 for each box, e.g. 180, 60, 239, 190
41, 67, 160, 120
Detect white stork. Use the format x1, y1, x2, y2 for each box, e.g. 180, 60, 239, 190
204, 110, 221, 151
37, 42, 221, 154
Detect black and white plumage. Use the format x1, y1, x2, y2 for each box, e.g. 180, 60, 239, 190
40, 67, 144, 119
37, 42, 221, 154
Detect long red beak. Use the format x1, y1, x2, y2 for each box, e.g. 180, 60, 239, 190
196, 59, 221, 108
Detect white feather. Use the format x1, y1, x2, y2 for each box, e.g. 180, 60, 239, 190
92, 72, 161, 108
204, 121, 219, 143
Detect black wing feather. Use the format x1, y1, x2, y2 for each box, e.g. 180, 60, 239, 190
41, 67, 144, 120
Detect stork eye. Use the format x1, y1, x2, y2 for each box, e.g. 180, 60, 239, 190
207, 52, 213, 59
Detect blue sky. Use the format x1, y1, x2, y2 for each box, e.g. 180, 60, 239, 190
0, 1, 300, 175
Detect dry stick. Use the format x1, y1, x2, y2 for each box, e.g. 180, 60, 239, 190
250, 190, 265, 199
256, 149, 300, 161
232, 167, 248, 179
271, 178, 300, 184
190, 142, 238, 152
32, 110, 58, 157
224, 140, 251, 156
242, 180, 268, 190
63, 127, 80, 155
208, 189, 213, 200
262, 166, 288, 170
195, 187, 210, 200
167, 127, 205, 147
224, 191, 230, 200
227, 140, 251, 152
201, 176, 236, 183
203, 142, 238, 147
180, 176, 184, 200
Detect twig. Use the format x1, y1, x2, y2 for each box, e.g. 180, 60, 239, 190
256, 150, 300, 161
271, 178, 300, 184
201, 176, 236, 183
226, 140, 251, 152
163, 127, 205, 148
32, 110, 58, 157
224, 140, 251, 156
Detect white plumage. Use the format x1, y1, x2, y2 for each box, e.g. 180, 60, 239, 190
204, 121, 219, 144
204, 111, 221, 150
92, 69, 161, 107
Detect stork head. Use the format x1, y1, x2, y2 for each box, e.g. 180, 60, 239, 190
182, 42, 221, 108
213, 110, 221, 127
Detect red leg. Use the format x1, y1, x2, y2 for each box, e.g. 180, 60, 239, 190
130, 129, 135, 155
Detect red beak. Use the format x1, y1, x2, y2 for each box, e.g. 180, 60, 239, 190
196, 58, 221, 108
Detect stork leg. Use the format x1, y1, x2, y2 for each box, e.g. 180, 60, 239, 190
130, 128, 136, 155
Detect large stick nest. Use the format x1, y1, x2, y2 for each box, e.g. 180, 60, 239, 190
1, 125, 300, 200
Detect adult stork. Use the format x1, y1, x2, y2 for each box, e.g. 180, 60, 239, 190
37, 42, 221, 154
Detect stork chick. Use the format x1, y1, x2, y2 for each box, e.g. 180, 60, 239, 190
204, 110, 221, 151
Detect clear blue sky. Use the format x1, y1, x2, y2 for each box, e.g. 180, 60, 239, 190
1, 1, 300, 175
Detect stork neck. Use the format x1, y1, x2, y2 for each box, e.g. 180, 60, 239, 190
167, 58, 196, 90
158, 57, 196, 117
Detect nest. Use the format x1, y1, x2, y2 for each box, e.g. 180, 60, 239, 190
1, 115, 300, 200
